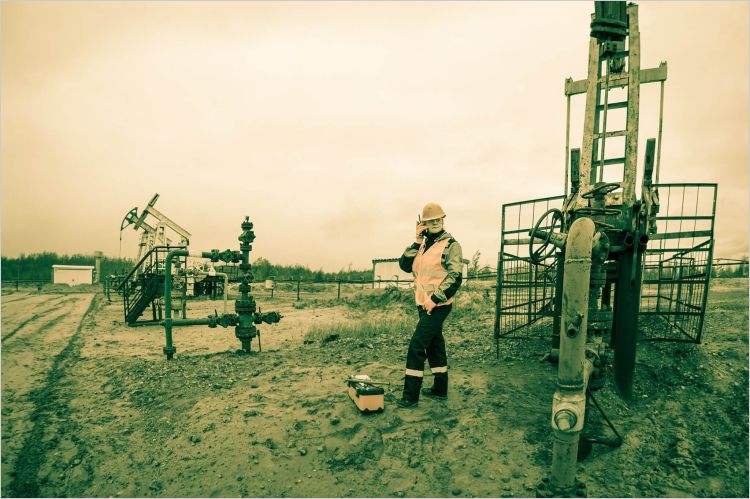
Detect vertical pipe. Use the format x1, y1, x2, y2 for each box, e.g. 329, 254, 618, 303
656, 259, 663, 315
598, 60, 612, 183
549, 218, 596, 494
622, 3, 641, 205
527, 259, 533, 326
612, 246, 643, 399
494, 203, 507, 344
565, 94, 571, 197
674, 258, 684, 328
697, 186, 718, 342
558, 221, 595, 387
163, 249, 188, 360
655, 80, 665, 184
551, 251, 565, 350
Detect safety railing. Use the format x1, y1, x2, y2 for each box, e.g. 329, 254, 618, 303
120, 246, 186, 323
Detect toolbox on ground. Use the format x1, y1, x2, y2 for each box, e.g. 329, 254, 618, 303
346, 375, 385, 414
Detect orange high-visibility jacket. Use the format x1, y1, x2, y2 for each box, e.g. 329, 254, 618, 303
411, 232, 462, 307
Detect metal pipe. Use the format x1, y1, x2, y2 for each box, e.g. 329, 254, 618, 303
597, 60, 612, 183
565, 92, 571, 197
551, 251, 565, 351
163, 248, 189, 360
655, 79, 665, 184
170, 318, 212, 327
612, 245, 644, 398
235, 217, 259, 353
550, 217, 596, 495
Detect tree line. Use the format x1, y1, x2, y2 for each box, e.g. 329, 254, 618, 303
1, 253, 134, 282
4, 250, 742, 284
1, 253, 373, 283
234, 257, 372, 282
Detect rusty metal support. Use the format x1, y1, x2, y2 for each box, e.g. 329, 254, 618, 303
543, 218, 598, 497
611, 245, 644, 399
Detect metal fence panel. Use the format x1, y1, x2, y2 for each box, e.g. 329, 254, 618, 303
494, 195, 565, 340
640, 183, 717, 342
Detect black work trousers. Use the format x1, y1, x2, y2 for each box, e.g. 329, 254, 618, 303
402, 304, 451, 402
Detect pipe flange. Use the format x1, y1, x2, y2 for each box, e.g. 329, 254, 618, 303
235, 299, 256, 315
235, 326, 257, 340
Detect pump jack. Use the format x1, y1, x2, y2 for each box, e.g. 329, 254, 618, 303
117, 194, 193, 325
120, 193, 191, 265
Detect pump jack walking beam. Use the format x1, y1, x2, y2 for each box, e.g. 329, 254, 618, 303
121, 193, 192, 265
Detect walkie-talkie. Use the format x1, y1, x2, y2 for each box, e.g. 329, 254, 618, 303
417, 214, 427, 237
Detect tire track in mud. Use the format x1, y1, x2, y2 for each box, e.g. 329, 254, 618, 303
1, 295, 31, 304
2, 293, 69, 307
7, 294, 99, 498
2, 296, 77, 343
0, 293, 50, 305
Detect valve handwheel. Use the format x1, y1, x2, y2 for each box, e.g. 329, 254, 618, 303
581, 182, 620, 199
529, 208, 564, 263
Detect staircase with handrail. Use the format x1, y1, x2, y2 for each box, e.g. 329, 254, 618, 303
117, 246, 187, 325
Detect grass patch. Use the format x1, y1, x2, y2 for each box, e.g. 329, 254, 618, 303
448, 288, 496, 320
343, 286, 417, 311
304, 315, 413, 345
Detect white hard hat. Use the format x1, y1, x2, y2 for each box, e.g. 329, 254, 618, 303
422, 202, 446, 221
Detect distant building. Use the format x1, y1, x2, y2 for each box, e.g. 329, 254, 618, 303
371, 257, 469, 289
52, 265, 95, 286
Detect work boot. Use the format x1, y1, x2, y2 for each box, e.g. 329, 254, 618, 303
431, 372, 448, 398
396, 398, 418, 408
402, 375, 423, 404
421, 387, 447, 400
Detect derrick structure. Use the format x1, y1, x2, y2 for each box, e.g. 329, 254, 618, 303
492, 3, 718, 496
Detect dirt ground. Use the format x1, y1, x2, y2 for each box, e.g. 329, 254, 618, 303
1, 278, 747, 498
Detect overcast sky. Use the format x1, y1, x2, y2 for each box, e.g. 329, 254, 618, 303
2, 1, 747, 271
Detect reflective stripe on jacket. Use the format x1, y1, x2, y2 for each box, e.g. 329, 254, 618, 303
414, 238, 453, 307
